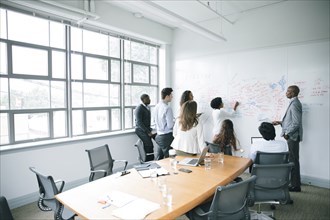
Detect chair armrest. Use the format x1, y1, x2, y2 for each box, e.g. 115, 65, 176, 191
194, 207, 212, 217
114, 160, 128, 171
54, 179, 65, 193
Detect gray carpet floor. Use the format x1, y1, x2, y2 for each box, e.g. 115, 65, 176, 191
11, 174, 330, 220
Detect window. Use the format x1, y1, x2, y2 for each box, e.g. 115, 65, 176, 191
0, 8, 159, 147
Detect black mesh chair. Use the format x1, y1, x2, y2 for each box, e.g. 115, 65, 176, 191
255, 151, 289, 165
29, 167, 76, 220
85, 144, 128, 182
249, 163, 294, 219
0, 196, 14, 220
187, 175, 257, 220
205, 141, 232, 155
134, 139, 155, 163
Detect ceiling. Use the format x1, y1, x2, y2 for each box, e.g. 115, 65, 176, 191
106, 0, 285, 41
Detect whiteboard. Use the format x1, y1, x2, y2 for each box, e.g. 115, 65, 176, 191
173, 41, 330, 181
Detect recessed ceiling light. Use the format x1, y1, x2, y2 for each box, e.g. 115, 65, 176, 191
133, 12, 143, 18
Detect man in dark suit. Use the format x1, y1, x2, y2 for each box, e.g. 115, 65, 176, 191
135, 94, 155, 161
273, 85, 303, 192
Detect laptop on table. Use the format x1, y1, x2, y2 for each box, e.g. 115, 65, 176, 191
178, 146, 209, 166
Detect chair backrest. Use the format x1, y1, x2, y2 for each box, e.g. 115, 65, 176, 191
0, 196, 14, 220
251, 163, 294, 204
205, 141, 232, 156
208, 175, 257, 220
29, 167, 60, 211
254, 151, 289, 165
135, 139, 147, 163
85, 144, 114, 181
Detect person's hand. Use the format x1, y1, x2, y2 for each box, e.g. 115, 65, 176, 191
272, 121, 281, 126
234, 101, 239, 110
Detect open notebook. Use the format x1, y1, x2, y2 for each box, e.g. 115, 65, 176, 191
178, 146, 209, 166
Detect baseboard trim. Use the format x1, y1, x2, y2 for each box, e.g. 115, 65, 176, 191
301, 175, 330, 189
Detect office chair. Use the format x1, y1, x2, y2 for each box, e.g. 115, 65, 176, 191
187, 175, 257, 220
254, 151, 289, 165
134, 139, 155, 163
0, 196, 14, 220
249, 163, 294, 220
85, 144, 128, 182
205, 141, 232, 155
29, 167, 76, 220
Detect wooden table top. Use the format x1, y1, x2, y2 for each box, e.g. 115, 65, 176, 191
56, 155, 252, 219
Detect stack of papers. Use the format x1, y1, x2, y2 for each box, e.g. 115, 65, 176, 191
135, 163, 169, 178
112, 198, 160, 219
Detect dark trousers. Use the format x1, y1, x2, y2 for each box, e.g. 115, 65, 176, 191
155, 132, 174, 160
288, 138, 301, 187
135, 128, 154, 162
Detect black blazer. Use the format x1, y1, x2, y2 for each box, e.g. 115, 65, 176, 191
134, 104, 152, 134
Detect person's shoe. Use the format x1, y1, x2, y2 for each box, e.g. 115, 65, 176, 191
289, 186, 301, 192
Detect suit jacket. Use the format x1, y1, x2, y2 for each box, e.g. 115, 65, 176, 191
134, 104, 152, 134
281, 97, 303, 142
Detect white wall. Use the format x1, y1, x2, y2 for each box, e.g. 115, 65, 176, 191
0, 0, 173, 209
171, 1, 330, 187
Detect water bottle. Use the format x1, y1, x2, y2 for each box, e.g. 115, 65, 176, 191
169, 149, 178, 174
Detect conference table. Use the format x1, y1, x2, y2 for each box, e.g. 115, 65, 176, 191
56, 155, 252, 219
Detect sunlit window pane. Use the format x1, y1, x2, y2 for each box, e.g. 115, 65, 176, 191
14, 113, 49, 141
51, 81, 66, 108
109, 36, 120, 58
71, 53, 83, 80
0, 9, 7, 39
124, 62, 131, 83
0, 42, 7, 74
86, 57, 108, 80
110, 84, 120, 106
125, 85, 157, 106
124, 40, 131, 60
84, 83, 109, 107
86, 110, 108, 132
124, 108, 133, 129
12, 46, 48, 76
72, 110, 83, 135
71, 27, 82, 52
131, 41, 149, 63
54, 111, 66, 137
83, 30, 108, 56
111, 108, 121, 130
10, 79, 50, 109
52, 50, 66, 79
150, 46, 158, 65
72, 82, 83, 108
133, 64, 149, 83
151, 66, 158, 85
111, 60, 120, 82
0, 78, 8, 110
0, 113, 9, 145
50, 21, 65, 49
8, 11, 49, 46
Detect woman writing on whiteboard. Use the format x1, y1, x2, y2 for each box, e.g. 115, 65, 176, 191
210, 97, 239, 136
171, 100, 205, 156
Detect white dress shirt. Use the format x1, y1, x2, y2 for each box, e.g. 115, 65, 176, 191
154, 100, 174, 135
249, 139, 288, 161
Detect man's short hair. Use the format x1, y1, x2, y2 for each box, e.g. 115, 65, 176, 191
140, 94, 149, 101
210, 97, 222, 109
161, 88, 173, 99
289, 85, 300, 96
258, 122, 276, 141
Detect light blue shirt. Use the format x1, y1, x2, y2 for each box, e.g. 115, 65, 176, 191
154, 100, 174, 135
